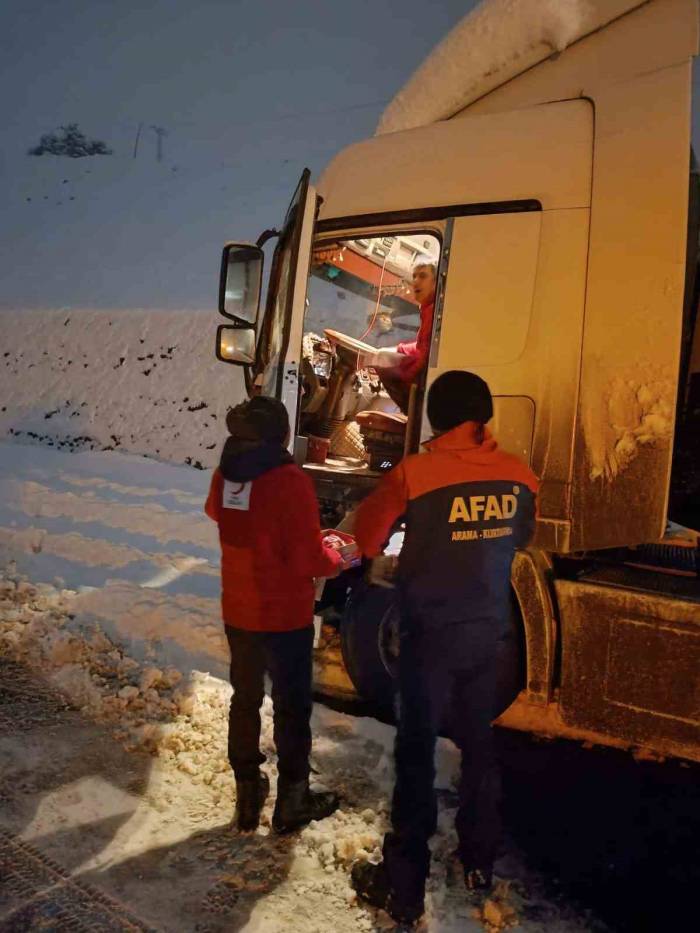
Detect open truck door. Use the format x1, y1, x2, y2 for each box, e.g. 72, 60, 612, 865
254, 170, 317, 443
217, 168, 317, 449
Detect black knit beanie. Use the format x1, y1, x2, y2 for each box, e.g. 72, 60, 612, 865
427, 370, 493, 432
226, 395, 290, 444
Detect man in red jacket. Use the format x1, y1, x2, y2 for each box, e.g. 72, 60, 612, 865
205, 395, 344, 833
350, 371, 539, 925
370, 257, 436, 413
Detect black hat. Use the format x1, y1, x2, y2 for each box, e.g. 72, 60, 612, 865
226, 395, 289, 444
427, 370, 493, 432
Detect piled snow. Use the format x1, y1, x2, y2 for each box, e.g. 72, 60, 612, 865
0, 570, 375, 833
0, 308, 245, 469
0, 572, 451, 927
579, 364, 676, 481
0, 440, 224, 671
1, 558, 601, 929
377, 0, 641, 135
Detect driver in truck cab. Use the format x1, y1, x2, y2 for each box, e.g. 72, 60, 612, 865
350, 370, 539, 925
362, 256, 437, 413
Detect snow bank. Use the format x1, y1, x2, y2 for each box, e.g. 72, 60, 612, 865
377, 0, 643, 135
0, 308, 245, 469
0, 440, 223, 671
0, 573, 237, 807
1, 567, 599, 931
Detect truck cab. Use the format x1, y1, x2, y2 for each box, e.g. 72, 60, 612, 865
216, 0, 700, 762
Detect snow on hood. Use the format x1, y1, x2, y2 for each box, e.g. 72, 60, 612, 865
377, 0, 644, 135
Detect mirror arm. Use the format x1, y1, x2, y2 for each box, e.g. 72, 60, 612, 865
256, 228, 280, 248
243, 360, 255, 397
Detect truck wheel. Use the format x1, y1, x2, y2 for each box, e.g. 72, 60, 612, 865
340, 581, 398, 709
340, 585, 525, 716
494, 594, 527, 717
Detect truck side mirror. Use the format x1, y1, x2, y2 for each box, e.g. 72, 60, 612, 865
216, 324, 256, 366
218, 244, 264, 324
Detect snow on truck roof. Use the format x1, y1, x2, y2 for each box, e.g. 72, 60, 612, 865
377, 0, 646, 135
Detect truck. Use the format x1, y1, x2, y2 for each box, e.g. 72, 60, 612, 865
214, 0, 700, 763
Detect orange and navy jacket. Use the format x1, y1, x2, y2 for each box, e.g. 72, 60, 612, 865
354, 422, 539, 627
205, 459, 341, 632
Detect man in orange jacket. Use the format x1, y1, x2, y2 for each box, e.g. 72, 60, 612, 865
350, 371, 539, 925
205, 396, 345, 833
368, 257, 436, 413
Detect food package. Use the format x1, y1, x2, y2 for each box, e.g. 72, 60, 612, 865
321, 529, 360, 565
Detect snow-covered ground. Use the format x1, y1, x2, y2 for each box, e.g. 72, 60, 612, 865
0, 439, 601, 931
0, 439, 225, 671
0, 309, 245, 469
0, 572, 538, 932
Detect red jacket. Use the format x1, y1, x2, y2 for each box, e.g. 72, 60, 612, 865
205, 462, 341, 631
354, 422, 539, 627
396, 301, 434, 382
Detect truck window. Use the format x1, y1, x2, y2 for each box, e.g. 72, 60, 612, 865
256, 169, 312, 398
257, 244, 292, 397
298, 233, 440, 474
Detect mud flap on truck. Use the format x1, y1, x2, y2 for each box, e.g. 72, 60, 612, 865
555, 578, 700, 761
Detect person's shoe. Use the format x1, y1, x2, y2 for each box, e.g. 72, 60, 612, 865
464, 865, 493, 893
234, 770, 270, 832
351, 860, 424, 926
271, 778, 338, 833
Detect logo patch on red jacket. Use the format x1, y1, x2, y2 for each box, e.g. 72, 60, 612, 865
222, 479, 252, 511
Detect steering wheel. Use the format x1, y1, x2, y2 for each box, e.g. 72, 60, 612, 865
324, 328, 377, 356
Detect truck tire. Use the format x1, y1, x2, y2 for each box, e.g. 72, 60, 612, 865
494, 594, 527, 718
340, 583, 525, 718
340, 580, 398, 710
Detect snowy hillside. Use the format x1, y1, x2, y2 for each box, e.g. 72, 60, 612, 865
0, 440, 223, 670
0, 309, 244, 468
0, 143, 313, 312
0, 0, 474, 312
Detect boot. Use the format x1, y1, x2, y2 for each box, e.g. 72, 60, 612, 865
271, 778, 338, 833
351, 860, 424, 926
234, 770, 270, 832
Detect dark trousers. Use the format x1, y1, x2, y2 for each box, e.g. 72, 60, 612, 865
383, 620, 516, 904
225, 625, 314, 784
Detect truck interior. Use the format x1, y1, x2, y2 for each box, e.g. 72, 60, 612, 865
295, 231, 440, 520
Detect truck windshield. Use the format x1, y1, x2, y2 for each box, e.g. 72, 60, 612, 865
305, 234, 439, 348
256, 239, 293, 396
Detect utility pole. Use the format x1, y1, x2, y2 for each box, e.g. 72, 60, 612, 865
133, 122, 143, 159
150, 125, 167, 163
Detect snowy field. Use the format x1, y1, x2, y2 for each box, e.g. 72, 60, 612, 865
0, 439, 226, 671
0, 438, 602, 931
0, 308, 244, 470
